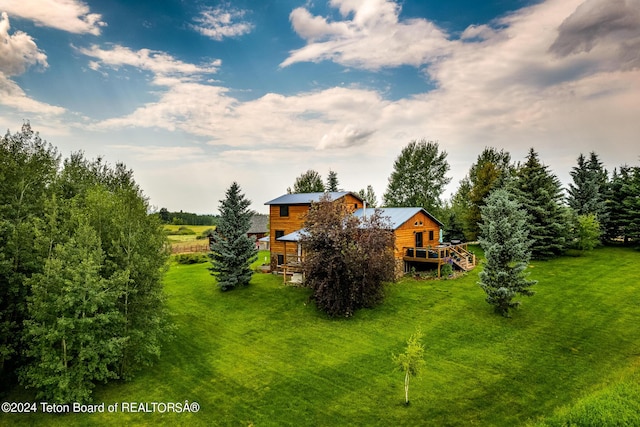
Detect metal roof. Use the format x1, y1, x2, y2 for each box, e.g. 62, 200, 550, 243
276, 229, 307, 242
352, 207, 444, 229
264, 192, 361, 205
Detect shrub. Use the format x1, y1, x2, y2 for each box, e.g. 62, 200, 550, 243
175, 253, 209, 264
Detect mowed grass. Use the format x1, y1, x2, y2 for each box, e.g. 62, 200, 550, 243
3, 246, 639, 426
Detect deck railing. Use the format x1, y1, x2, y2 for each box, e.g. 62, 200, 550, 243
403, 243, 476, 271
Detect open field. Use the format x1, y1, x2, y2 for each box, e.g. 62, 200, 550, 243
164, 225, 214, 253
2, 246, 639, 426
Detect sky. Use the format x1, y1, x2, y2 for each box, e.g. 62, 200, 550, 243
1, 0, 639, 215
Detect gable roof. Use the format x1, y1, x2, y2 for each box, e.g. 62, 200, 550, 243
352, 207, 444, 229
264, 191, 363, 205
248, 214, 269, 234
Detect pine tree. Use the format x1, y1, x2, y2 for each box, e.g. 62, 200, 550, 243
210, 182, 257, 291
478, 189, 537, 317
20, 221, 126, 403
326, 170, 340, 192
510, 148, 568, 259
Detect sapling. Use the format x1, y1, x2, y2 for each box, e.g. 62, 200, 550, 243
393, 329, 426, 405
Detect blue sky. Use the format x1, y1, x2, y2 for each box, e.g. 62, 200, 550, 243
1, 0, 639, 214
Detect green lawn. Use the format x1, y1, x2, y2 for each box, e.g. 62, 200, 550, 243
3, 247, 639, 426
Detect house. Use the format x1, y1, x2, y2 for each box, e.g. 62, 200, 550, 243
248, 214, 269, 243
352, 207, 476, 276
264, 191, 364, 273
264, 192, 476, 279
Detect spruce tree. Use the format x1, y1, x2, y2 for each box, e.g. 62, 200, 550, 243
210, 182, 257, 291
478, 189, 537, 317
510, 148, 567, 259
357, 185, 378, 207
326, 170, 340, 192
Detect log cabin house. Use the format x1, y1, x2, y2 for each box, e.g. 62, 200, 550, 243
264, 192, 476, 281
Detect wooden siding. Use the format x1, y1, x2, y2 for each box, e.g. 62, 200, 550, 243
392, 211, 441, 258
269, 204, 309, 256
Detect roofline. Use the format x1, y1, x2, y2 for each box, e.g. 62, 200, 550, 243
355, 206, 445, 229
264, 191, 364, 205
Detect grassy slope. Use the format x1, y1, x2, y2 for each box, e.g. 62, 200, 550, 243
3, 247, 639, 426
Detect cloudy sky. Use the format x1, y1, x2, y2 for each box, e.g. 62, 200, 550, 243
1, 0, 639, 214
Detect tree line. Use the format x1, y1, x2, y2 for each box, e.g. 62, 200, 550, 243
158, 208, 218, 226
0, 124, 170, 402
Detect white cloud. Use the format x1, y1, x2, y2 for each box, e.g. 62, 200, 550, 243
0, 12, 65, 115
192, 6, 253, 41
77, 44, 221, 78
281, 0, 450, 69
0, 12, 48, 76
0, 0, 106, 35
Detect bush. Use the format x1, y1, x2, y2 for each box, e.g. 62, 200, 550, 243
175, 253, 209, 264
440, 263, 453, 278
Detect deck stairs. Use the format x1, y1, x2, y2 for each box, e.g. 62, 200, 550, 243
449, 245, 476, 271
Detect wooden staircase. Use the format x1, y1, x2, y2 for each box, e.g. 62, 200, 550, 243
449, 245, 476, 271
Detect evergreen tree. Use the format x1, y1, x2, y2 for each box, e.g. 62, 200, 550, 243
325, 170, 340, 192
478, 189, 537, 317
21, 221, 126, 403
567, 152, 608, 218
383, 139, 451, 216
210, 182, 257, 291
510, 148, 568, 259
357, 185, 378, 207
288, 170, 325, 193
465, 148, 513, 240
447, 177, 474, 241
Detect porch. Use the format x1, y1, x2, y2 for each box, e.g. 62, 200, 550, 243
403, 243, 476, 277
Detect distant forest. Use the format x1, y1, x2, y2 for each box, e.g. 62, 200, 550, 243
158, 208, 219, 226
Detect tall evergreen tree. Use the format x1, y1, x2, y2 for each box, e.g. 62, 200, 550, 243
608, 166, 640, 244
510, 148, 568, 259
21, 221, 126, 403
288, 170, 325, 193
325, 170, 340, 192
465, 148, 513, 240
383, 139, 450, 216
478, 189, 537, 317
567, 152, 608, 220
210, 182, 257, 291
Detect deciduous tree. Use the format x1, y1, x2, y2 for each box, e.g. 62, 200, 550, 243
301, 195, 395, 317
288, 170, 325, 193
392, 329, 426, 405
357, 185, 378, 207
383, 139, 450, 217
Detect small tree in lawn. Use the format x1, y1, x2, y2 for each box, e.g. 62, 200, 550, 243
478, 189, 537, 317
393, 329, 426, 406
209, 182, 257, 291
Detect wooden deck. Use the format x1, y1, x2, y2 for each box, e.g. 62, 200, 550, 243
403, 243, 476, 276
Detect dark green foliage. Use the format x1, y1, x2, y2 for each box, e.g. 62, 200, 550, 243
209, 182, 257, 291
20, 222, 126, 403
157, 209, 218, 225
383, 139, 451, 216
478, 189, 536, 316
0, 123, 60, 389
464, 148, 514, 240
606, 166, 640, 244
288, 170, 325, 194
325, 170, 340, 192
0, 124, 170, 399
176, 253, 209, 264
510, 148, 568, 259
567, 152, 608, 218
357, 185, 378, 207
444, 177, 473, 241
301, 195, 395, 317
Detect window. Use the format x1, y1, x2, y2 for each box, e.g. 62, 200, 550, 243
275, 230, 285, 239
429, 230, 434, 241
280, 205, 289, 217
354, 203, 358, 209
415, 232, 423, 248
277, 254, 284, 265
